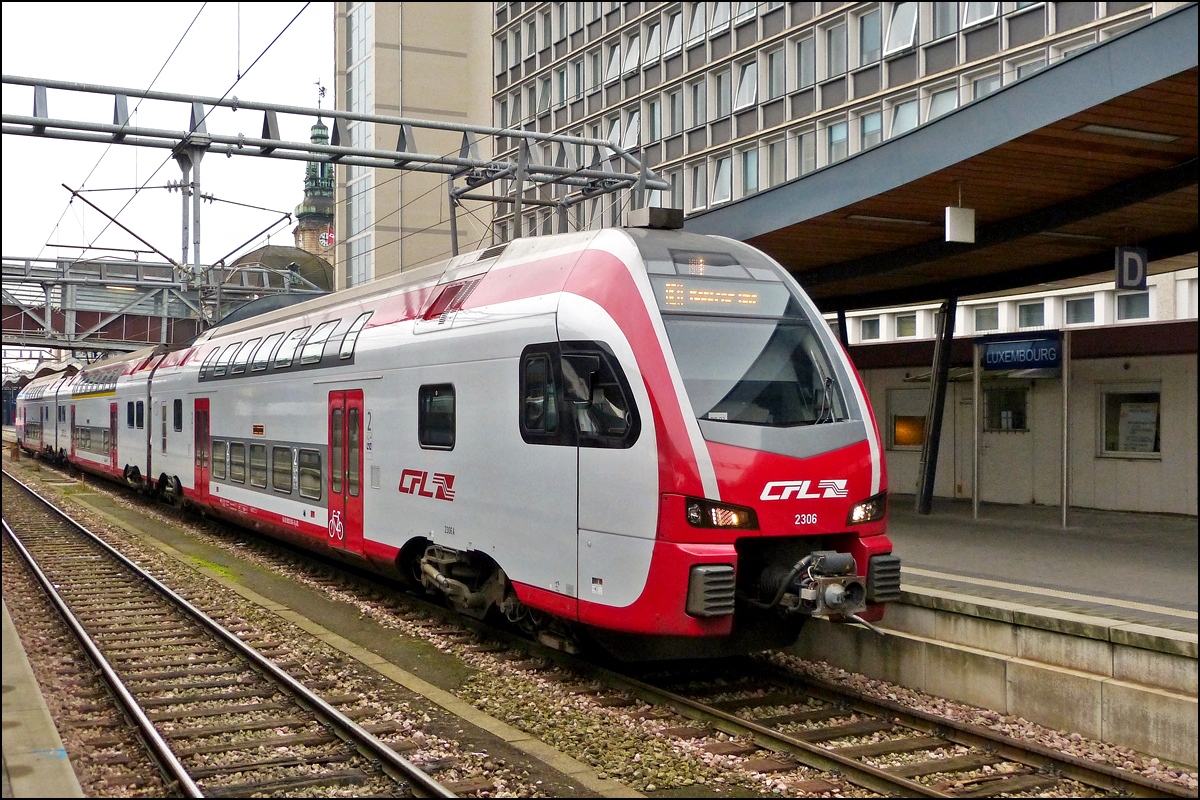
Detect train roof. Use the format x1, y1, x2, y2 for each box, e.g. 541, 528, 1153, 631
195, 231, 602, 344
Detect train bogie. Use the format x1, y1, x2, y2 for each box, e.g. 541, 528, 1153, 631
17, 226, 898, 659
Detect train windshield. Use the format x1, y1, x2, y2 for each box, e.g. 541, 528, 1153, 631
652, 271, 846, 427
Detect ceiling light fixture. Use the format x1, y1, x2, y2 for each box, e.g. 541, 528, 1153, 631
1079, 123, 1180, 143
847, 214, 932, 225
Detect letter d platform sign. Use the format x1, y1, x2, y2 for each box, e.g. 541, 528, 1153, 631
1115, 246, 1148, 291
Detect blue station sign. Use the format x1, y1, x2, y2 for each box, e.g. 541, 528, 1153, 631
983, 333, 1061, 371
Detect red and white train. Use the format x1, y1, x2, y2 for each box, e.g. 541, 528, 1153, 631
17, 226, 899, 658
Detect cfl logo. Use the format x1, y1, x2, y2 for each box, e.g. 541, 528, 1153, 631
760, 479, 848, 501
399, 468, 456, 501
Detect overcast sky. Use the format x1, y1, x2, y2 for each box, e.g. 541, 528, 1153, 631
2, 2, 334, 267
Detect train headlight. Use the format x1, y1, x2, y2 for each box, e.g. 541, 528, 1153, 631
685, 498, 758, 529
847, 491, 887, 525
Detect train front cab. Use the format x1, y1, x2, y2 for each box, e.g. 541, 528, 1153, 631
581, 230, 900, 659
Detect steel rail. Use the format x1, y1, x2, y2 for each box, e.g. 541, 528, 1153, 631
2, 514, 202, 797
1, 470, 456, 799
760, 660, 1197, 799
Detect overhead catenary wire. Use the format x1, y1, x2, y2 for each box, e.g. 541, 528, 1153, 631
69, 3, 310, 267
37, 2, 208, 262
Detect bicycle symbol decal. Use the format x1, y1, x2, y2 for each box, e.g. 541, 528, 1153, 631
328, 509, 344, 541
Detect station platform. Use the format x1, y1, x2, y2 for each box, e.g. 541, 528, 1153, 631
885, 493, 1198, 635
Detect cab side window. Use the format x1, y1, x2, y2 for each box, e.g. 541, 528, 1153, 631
562, 343, 640, 449
519, 344, 570, 446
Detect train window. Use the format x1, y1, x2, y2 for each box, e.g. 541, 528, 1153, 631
251, 332, 284, 371
331, 408, 343, 494
347, 408, 361, 496
272, 446, 293, 493
59, 406, 65, 422
229, 443, 246, 483
273, 327, 310, 368
562, 346, 640, 448
298, 449, 322, 500
230, 338, 260, 374
127, 401, 135, 427
212, 440, 227, 480
300, 320, 340, 365
249, 444, 268, 487
136, 401, 144, 429
340, 311, 373, 359
418, 385, 456, 450
161, 405, 167, 453
213, 344, 239, 377
173, 399, 183, 432
199, 346, 222, 378
519, 349, 567, 445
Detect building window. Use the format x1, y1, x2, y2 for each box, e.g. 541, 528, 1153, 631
928, 87, 958, 120
741, 148, 758, 196
1018, 301, 1044, 328
768, 139, 787, 185
984, 386, 1028, 432
860, 317, 880, 340
418, 384, 456, 450
797, 37, 815, 88
648, 98, 662, 141
716, 70, 732, 118
690, 79, 707, 126
645, 23, 661, 61
1100, 387, 1160, 455
623, 34, 641, 73
1065, 296, 1095, 325
1117, 291, 1150, 320
885, 2, 918, 54
861, 111, 882, 148
668, 90, 683, 134
664, 11, 682, 52
933, 2, 958, 39
605, 43, 621, 82
974, 305, 999, 331
891, 99, 918, 135
973, 72, 1001, 100
687, 2, 706, 45
539, 76, 552, 113
963, 2, 999, 27
859, 8, 881, 64
895, 314, 917, 337
272, 446, 293, 493
827, 121, 848, 163
1016, 58, 1046, 79
892, 415, 925, 448
709, 1, 730, 33
712, 156, 732, 204
826, 22, 847, 77
798, 130, 816, 174
734, 62, 756, 109
767, 48, 785, 100
691, 163, 707, 209
735, 1, 756, 24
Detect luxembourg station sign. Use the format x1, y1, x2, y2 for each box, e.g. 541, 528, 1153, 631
982, 332, 1062, 371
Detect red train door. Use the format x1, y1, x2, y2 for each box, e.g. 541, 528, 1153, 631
109, 402, 118, 470
194, 398, 210, 502
328, 390, 365, 555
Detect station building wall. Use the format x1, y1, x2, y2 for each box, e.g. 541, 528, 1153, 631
856, 333, 1197, 517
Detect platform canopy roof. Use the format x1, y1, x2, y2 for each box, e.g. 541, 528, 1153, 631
684, 4, 1198, 312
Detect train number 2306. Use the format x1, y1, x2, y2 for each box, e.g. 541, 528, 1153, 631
794, 513, 818, 525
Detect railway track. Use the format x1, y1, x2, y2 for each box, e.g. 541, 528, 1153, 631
7, 452, 1195, 798
2, 470, 455, 799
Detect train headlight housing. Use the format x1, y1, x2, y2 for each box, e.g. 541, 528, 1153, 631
847, 491, 887, 525
685, 498, 758, 529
